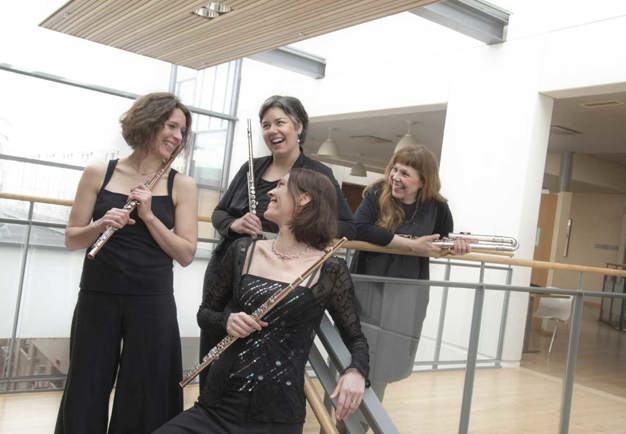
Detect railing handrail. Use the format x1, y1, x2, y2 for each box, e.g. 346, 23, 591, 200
3, 191, 626, 278
345, 240, 626, 278
1, 192, 73, 207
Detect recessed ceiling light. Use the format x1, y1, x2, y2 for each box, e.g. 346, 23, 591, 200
193, 2, 232, 19
550, 125, 582, 135
579, 100, 623, 109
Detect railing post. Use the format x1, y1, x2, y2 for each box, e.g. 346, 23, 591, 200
458, 262, 486, 434
559, 273, 585, 434
495, 266, 513, 367
433, 259, 452, 369
2, 201, 35, 388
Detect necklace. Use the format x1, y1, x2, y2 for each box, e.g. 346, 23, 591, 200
271, 240, 308, 260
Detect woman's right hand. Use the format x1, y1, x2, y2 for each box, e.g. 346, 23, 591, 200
95, 208, 135, 232
226, 312, 268, 338
409, 233, 442, 256
229, 212, 263, 236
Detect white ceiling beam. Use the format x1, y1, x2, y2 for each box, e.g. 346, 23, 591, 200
411, 0, 510, 44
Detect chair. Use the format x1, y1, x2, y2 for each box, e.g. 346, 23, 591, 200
533, 295, 573, 355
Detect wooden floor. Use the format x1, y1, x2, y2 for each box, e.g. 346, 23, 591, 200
2, 305, 625, 433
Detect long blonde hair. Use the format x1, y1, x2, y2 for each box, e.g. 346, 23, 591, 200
366, 145, 446, 232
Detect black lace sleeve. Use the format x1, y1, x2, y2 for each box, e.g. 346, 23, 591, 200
324, 258, 370, 381
197, 240, 243, 332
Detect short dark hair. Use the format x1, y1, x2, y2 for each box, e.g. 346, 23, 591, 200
258, 95, 309, 144
288, 168, 337, 250
120, 92, 192, 150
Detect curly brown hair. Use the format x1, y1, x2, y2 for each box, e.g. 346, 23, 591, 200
287, 168, 337, 250
367, 145, 446, 232
120, 92, 192, 151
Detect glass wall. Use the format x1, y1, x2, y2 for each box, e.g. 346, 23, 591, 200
0, 2, 241, 390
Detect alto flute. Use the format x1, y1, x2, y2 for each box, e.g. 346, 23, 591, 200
246, 119, 257, 216
399, 232, 519, 253
87, 145, 183, 259
180, 237, 348, 388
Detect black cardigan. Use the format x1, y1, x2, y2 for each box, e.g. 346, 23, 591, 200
212, 151, 356, 243
351, 188, 453, 280
197, 238, 369, 423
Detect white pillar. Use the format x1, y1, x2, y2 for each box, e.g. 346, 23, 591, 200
439, 39, 554, 364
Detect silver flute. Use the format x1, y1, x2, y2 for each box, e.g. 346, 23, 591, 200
87, 145, 183, 259
179, 237, 348, 388
399, 232, 519, 253
246, 119, 257, 216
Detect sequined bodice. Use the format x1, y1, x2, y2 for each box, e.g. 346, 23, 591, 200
228, 274, 321, 392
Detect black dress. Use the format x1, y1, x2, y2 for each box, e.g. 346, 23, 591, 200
199, 151, 356, 388
156, 239, 369, 433
55, 160, 183, 434
350, 188, 453, 399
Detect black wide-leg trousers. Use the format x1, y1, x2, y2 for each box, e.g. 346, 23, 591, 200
55, 290, 183, 434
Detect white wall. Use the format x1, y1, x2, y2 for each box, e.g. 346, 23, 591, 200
545, 152, 626, 193
6, 1, 626, 366
231, 2, 626, 366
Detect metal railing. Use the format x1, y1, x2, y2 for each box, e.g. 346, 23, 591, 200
1, 192, 626, 434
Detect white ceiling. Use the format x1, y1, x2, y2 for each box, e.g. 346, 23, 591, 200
303, 105, 447, 172
550, 91, 626, 166
303, 92, 626, 172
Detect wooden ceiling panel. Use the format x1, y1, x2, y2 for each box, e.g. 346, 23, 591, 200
41, 0, 436, 69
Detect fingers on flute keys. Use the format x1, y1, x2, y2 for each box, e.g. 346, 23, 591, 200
100, 208, 135, 229
231, 212, 262, 236
226, 312, 268, 338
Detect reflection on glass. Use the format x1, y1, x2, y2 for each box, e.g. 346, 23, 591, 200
0, 70, 130, 168
198, 189, 220, 239
0, 223, 26, 386
190, 115, 229, 187
176, 62, 237, 114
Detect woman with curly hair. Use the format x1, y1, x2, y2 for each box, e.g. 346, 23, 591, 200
55, 92, 198, 434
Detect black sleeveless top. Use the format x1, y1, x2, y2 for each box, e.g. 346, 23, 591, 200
80, 159, 177, 295
227, 241, 318, 393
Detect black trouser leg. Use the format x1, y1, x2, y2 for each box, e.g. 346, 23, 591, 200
55, 291, 122, 434
109, 293, 183, 434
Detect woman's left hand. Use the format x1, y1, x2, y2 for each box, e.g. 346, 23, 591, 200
452, 237, 472, 255
330, 369, 365, 421
128, 184, 154, 221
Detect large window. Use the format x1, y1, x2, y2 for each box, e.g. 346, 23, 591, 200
0, 54, 240, 393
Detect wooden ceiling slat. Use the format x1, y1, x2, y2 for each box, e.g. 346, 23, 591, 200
98, 0, 204, 46
70, 0, 141, 36
153, 0, 400, 61
129, 1, 303, 55
41, 0, 436, 69
40, 0, 90, 29
62, 0, 123, 35
168, 0, 432, 67
83, 0, 160, 40
103, 1, 247, 48
124, 0, 285, 52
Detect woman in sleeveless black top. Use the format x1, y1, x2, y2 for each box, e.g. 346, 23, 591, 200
155, 169, 368, 434
199, 95, 356, 388
55, 93, 198, 434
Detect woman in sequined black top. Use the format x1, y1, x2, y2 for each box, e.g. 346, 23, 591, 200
155, 169, 369, 434
199, 95, 356, 388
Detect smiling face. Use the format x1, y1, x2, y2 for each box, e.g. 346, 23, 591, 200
264, 174, 295, 226
389, 162, 423, 204
261, 107, 302, 158
151, 108, 187, 160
